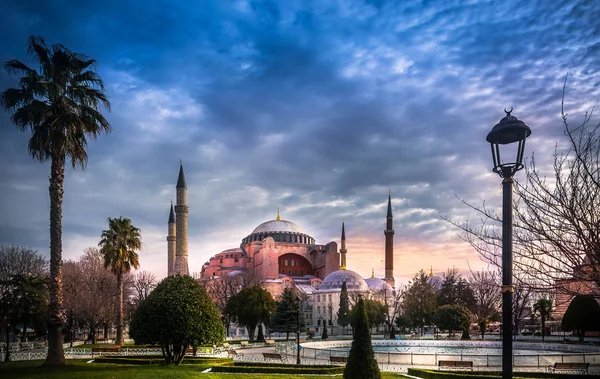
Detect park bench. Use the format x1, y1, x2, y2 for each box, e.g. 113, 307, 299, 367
329, 356, 348, 364
263, 352, 284, 361
265, 339, 276, 346
240, 341, 249, 348
549, 362, 589, 374
438, 360, 474, 371
227, 349, 243, 357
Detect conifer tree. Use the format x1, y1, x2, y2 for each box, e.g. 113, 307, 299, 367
271, 288, 305, 340
337, 281, 350, 333
343, 297, 380, 379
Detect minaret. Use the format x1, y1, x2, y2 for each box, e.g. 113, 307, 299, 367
340, 222, 347, 270
167, 201, 176, 276
175, 162, 189, 275
384, 191, 395, 288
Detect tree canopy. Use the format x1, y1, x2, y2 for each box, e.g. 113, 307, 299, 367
337, 281, 350, 328
226, 285, 275, 341
129, 275, 224, 365
532, 298, 553, 340
402, 270, 438, 333
349, 298, 386, 330
271, 288, 305, 340
343, 297, 380, 379
435, 304, 472, 339
561, 295, 600, 341
438, 269, 475, 311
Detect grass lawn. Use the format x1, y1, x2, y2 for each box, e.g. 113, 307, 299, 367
0, 360, 408, 379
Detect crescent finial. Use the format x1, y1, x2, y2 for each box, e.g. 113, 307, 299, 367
504, 107, 513, 115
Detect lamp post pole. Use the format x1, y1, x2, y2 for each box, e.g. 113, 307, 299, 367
486, 108, 531, 379
5, 300, 10, 362
501, 176, 514, 379
296, 296, 301, 365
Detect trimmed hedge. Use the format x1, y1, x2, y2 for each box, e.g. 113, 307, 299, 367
407, 369, 600, 379
233, 362, 339, 368
211, 362, 345, 375
94, 356, 232, 366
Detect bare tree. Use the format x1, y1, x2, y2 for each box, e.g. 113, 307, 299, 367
130, 271, 157, 306
446, 76, 600, 295
199, 271, 264, 336
62, 248, 116, 343
468, 269, 501, 339
377, 285, 405, 339
0, 246, 48, 280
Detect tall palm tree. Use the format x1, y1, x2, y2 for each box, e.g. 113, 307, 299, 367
532, 298, 553, 341
1, 36, 111, 366
98, 217, 142, 346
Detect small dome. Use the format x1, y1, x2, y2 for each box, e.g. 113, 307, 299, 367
365, 277, 393, 293
252, 219, 306, 234
320, 269, 369, 292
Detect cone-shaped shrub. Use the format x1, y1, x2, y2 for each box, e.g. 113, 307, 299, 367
322, 325, 328, 340
343, 297, 381, 379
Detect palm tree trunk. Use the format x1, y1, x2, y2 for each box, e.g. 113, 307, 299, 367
44, 155, 66, 366
116, 273, 124, 346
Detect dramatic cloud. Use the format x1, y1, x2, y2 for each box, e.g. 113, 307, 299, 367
1, 0, 599, 284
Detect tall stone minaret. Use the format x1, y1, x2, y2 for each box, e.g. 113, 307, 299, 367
175, 162, 189, 275
384, 191, 395, 288
340, 222, 347, 270
167, 201, 176, 276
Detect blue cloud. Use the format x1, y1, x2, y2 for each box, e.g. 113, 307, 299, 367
1, 0, 599, 282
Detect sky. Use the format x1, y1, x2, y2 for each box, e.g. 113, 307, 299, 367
1, 0, 600, 285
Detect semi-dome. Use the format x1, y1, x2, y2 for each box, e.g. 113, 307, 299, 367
252, 219, 305, 234
319, 269, 369, 292
365, 277, 393, 293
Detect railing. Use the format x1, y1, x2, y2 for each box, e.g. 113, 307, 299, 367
276, 340, 600, 369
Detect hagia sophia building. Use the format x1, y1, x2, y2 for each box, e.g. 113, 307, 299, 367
166, 163, 397, 335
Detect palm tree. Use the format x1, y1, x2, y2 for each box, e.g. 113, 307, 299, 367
1, 36, 111, 366
532, 298, 553, 341
99, 217, 142, 346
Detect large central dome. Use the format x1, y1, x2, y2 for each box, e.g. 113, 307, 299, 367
252, 219, 305, 234
242, 215, 314, 245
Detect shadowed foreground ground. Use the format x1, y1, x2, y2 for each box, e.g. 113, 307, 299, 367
0, 359, 409, 379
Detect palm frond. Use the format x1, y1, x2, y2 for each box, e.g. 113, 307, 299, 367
3, 35, 111, 168
4, 59, 34, 76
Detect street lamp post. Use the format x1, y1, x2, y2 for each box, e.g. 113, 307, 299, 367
486, 108, 531, 379
5, 300, 10, 362
295, 296, 301, 365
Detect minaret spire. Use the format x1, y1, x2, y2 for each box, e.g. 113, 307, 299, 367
340, 222, 347, 270
175, 162, 189, 275
167, 201, 176, 276
384, 191, 395, 288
